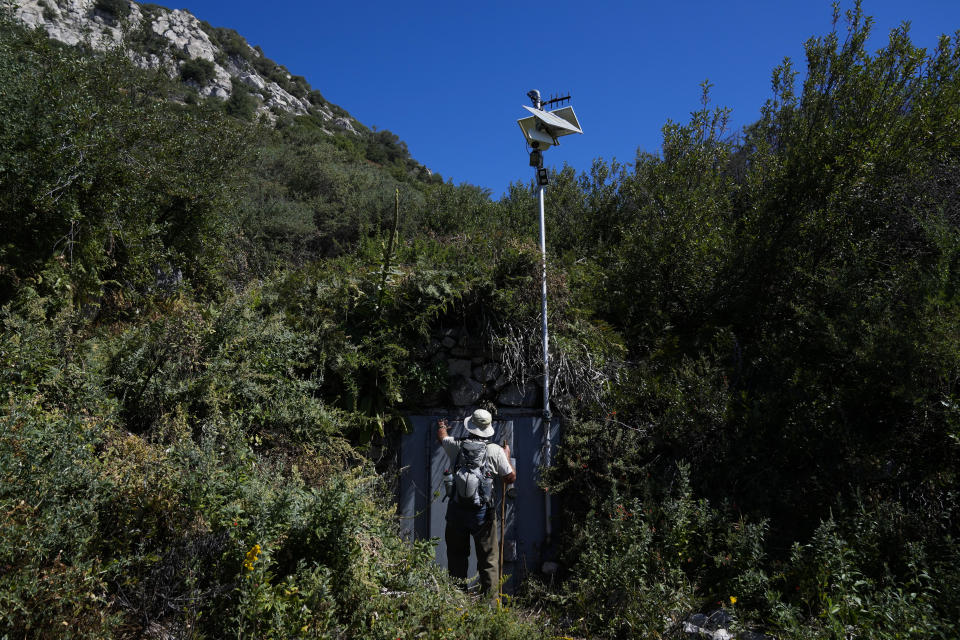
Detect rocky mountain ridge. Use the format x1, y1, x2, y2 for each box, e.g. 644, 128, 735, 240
12, 0, 359, 133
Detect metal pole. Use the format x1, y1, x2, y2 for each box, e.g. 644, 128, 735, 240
499, 468, 506, 605
538, 184, 550, 421
537, 182, 553, 543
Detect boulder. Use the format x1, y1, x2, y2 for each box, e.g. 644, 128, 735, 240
705, 610, 733, 630
265, 81, 309, 114
450, 376, 483, 406
682, 622, 732, 640
333, 117, 358, 134
473, 363, 500, 383
687, 614, 707, 628
682, 622, 710, 638
201, 64, 232, 99
238, 71, 267, 91
446, 359, 472, 379
498, 381, 538, 407
682, 610, 740, 640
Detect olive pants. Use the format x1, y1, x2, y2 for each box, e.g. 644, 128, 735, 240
444, 504, 499, 595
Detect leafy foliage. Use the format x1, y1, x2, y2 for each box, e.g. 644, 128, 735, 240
179, 56, 214, 85
541, 4, 960, 637
94, 0, 130, 19
3, 2, 960, 638
0, 288, 546, 638
0, 11, 546, 637
0, 17, 248, 310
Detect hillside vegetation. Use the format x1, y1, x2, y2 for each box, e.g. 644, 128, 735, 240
2, 3, 959, 638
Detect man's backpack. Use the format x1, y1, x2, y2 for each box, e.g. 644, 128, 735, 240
450, 439, 493, 509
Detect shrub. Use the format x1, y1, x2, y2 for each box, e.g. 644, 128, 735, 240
213, 27, 253, 61
225, 79, 258, 120
93, 0, 130, 19
289, 74, 310, 98
39, 0, 56, 20
180, 57, 215, 85
0, 294, 549, 638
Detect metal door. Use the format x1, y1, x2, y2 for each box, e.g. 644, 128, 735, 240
398, 411, 559, 591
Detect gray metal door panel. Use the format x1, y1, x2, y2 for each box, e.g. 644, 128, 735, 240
399, 412, 558, 590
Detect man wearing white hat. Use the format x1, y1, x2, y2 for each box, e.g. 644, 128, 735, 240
436, 408, 515, 595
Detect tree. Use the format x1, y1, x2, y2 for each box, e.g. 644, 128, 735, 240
0, 15, 248, 310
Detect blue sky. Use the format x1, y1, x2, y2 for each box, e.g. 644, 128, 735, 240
179, 0, 960, 198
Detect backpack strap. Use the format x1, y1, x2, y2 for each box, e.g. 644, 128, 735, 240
453, 438, 464, 471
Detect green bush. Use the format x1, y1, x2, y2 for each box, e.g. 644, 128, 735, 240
540, 5, 960, 636
213, 26, 253, 61
0, 19, 249, 308
289, 74, 310, 98
225, 79, 258, 120
4, 2, 960, 637
0, 294, 548, 638
39, 0, 56, 20
93, 0, 130, 19
180, 56, 215, 85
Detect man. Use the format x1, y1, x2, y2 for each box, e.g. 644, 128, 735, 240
437, 408, 515, 595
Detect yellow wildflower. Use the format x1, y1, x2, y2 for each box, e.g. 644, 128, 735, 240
243, 543, 262, 571
729, 596, 737, 605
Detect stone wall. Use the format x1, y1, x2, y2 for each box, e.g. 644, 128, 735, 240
426, 327, 540, 409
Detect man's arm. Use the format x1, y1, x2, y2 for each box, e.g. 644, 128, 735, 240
436, 418, 449, 444
501, 443, 516, 484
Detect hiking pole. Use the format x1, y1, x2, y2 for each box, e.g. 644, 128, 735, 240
498, 436, 508, 607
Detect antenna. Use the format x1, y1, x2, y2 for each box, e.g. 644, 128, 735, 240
542, 93, 571, 109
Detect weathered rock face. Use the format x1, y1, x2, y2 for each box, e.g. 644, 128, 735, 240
15, 0, 137, 48
473, 363, 500, 384
151, 8, 215, 61
147, 7, 236, 99
333, 116, 358, 135
10, 0, 353, 125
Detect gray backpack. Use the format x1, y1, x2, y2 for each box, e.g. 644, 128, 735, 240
451, 439, 493, 509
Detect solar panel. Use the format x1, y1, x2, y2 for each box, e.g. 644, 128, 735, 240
547, 106, 582, 133
517, 105, 582, 148
521, 105, 583, 135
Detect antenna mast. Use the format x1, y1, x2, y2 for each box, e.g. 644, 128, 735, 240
516, 89, 583, 552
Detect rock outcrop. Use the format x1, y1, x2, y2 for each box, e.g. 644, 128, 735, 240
11, 0, 356, 129
15, 0, 132, 48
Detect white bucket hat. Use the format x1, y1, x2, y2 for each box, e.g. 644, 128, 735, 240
463, 409, 494, 438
